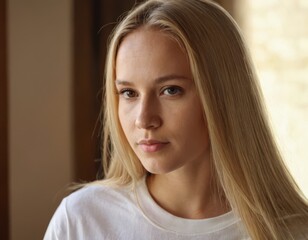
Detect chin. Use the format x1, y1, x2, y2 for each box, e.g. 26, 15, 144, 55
142, 162, 180, 175
144, 167, 169, 175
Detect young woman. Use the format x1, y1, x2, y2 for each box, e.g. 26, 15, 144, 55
45, 0, 308, 239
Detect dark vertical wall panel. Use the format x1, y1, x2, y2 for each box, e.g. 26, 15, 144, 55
73, 0, 137, 181
73, 1, 100, 181
0, 0, 9, 239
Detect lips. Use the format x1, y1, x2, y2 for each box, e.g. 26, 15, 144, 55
137, 139, 169, 153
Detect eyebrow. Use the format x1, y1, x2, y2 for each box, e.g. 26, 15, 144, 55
115, 74, 190, 86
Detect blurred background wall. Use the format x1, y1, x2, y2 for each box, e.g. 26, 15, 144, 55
7, 0, 73, 239
242, 0, 308, 197
1, 0, 307, 239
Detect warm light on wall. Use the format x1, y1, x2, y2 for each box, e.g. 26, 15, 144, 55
243, 0, 308, 196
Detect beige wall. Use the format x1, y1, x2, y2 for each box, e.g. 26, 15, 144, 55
8, 0, 73, 239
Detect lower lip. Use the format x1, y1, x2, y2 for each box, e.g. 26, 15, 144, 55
139, 143, 168, 153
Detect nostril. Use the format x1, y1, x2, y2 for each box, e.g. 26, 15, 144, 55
135, 115, 162, 130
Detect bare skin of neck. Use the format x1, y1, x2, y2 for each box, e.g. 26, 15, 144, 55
146, 159, 230, 219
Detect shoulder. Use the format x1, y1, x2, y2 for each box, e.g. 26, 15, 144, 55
64, 182, 135, 216
67, 182, 131, 203
44, 182, 137, 239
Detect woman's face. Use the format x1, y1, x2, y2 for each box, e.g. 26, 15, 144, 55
115, 28, 210, 175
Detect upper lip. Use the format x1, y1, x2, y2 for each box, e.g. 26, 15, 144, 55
137, 139, 169, 145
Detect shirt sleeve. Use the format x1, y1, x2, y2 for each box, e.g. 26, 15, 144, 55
44, 198, 70, 240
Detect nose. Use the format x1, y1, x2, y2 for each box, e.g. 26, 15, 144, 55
135, 97, 162, 130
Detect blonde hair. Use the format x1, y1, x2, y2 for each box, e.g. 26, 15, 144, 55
101, 0, 308, 239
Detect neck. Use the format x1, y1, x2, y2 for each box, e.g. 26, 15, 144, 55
146, 162, 229, 219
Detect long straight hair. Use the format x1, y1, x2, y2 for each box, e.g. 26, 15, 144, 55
101, 0, 308, 239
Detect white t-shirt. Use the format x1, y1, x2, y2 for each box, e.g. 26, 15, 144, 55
44, 177, 250, 240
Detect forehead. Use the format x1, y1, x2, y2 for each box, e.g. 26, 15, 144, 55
118, 27, 183, 53
115, 28, 191, 81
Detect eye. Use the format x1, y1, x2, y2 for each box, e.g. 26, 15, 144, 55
119, 89, 138, 99
162, 86, 183, 96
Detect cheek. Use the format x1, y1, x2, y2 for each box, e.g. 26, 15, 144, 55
181, 116, 208, 139
175, 100, 205, 127
175, 103, 208, 141
118, 104, 134, 136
